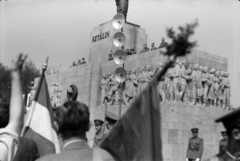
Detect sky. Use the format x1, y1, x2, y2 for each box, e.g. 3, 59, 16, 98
0, 0, 240, 106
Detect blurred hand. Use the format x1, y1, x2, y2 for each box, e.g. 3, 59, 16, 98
185, 158, 188, 161
196, 158, 200, 161
10, 53, 27, 71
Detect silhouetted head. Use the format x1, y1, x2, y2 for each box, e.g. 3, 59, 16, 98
56, 101, 90, 140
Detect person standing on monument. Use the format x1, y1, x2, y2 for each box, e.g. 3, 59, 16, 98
205, 107, 240, 161
150, 42, 157, 50
93, 119, 105, 147
186, 128, 204, 161
115, 0, 128, 20
219, 131, 228, 153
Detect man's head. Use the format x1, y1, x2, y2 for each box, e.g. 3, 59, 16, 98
151, 43, 155, 47
221, 131, 228, 140
94, 119, 104, 133
143, 44, 147, 49
0, 104, 10, 128
55, 101, 90, 140
105, 111, 118, 130
216, 107, 240, 143
191, 128, 199, 138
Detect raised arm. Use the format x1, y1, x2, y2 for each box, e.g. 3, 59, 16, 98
6, 54, 27, 135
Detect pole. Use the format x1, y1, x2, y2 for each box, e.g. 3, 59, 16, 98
103, 102, 108, 133
118, 82, 123, 118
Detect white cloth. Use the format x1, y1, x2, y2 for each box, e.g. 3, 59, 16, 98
0, 128, 19, 161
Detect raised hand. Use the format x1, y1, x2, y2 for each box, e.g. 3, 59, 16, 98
11, 53, 27, 71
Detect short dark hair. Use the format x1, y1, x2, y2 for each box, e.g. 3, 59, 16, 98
56, 101, 90, 139
0, 104, 10, 128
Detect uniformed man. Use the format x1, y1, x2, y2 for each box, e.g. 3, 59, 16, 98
186, 128, 204, 161
92, 111, 119, 161
205, 107, 240, 161
105, 111, 119, 130
219, 131, 228, 153
93, 119, 105, 147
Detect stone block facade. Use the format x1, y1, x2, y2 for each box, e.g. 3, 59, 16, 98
90, 102, 229, 160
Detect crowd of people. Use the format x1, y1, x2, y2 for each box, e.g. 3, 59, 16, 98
71, 57, 86, 67
108, 38, 168, 61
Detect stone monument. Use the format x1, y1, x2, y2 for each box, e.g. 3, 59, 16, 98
34, 20, 230, 160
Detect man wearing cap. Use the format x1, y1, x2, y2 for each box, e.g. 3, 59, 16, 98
206, 108, 240, 161
105, 111, 119, 131
93, 119, 105, 147
219, 131, 228, 153
92, 111, 119, 161
186, 128, 204, 161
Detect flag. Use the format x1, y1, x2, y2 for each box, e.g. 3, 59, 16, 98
99, 77, 162, 161
21, 66, 60, 156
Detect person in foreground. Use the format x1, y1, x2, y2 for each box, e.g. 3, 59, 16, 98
93, 119, 105, 147
219, 131, 228, 153
186, 128, 204, 161
0, 54, 27, 161
0, 104, 39, 161
36, 101, 92, 161
205, 107, 240, 161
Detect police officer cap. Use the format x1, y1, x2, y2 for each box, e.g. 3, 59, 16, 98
191, 128, 199, 133
105, 111, 119, 121
94, 119, 104, 125
221, 131, 227, 135
215, 107, 240, 130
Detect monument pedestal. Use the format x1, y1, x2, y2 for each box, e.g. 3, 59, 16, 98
89, 21, 148, 63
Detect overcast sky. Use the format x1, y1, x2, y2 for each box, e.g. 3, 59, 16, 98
0, 0, 240, 106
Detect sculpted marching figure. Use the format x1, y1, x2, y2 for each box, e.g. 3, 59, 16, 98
208, 68, 216, 107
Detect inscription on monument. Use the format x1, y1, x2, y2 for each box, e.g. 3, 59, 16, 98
92, 31, 110, 42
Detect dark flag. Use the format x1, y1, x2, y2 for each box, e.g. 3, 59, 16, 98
99, 77, 162, 161
21, 61, 60, 156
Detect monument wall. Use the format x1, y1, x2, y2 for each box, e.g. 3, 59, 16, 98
92, 102, 229, 160
33, 21, 230, 160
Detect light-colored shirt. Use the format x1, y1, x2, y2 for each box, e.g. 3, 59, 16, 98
0, 128, 19, 161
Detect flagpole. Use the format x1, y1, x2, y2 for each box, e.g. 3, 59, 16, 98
21, 57, 49, 136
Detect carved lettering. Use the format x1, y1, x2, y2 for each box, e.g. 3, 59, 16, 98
92, 31, 110, 43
